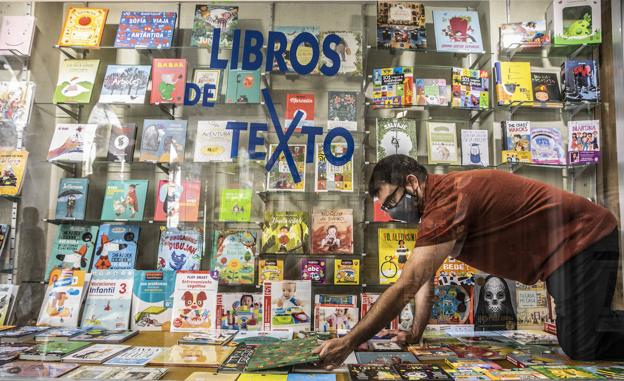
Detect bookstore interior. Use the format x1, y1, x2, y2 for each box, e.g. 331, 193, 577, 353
1, 0, 624, 380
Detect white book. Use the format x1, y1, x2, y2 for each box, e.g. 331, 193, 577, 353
461, 129, 489, 166
0, 16, 36, 56
263, 280, 312, 333
47, 123, 98, 162
427, 122, 458, 164
169, 271, 218, 332
81, 269, 134, 330
37, 269, 87, 328
62, 344, 130, 364
104, 346, 163, 366
193, 120, 233, 162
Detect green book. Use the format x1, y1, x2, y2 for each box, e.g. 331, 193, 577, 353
219, 189, 252, 222
19, 341, 91, 361
245, 336, 320, 371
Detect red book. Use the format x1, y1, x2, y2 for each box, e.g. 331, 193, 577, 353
285, 93, 314, 131
150, 58, 187, 104
373, 197, 393, 222
154, 179, 201, 222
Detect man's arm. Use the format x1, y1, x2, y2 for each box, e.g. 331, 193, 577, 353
410, 276, 435, 342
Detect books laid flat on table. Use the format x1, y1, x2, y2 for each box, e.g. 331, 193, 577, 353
0, 361, 79, 378
149, 344, 235, 367
0, 343, 34, 364
72, 329, 138, 344
19, 340, 91, 361
245, 336, 320, 371
61, 343, 130, 364
0, 326, 49, 343
104, 346, 163, 366
65, 365, 168, 380
35, 328, 85, 342
178, 330, 238, 346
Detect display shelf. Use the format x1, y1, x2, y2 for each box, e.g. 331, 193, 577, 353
256, 190, 367, 202
35, 102, 179, 121
42, 217, 203, 226
499, 43, 596, 61
497, 161, 596, 175
259, 252, 365, 258
0, 50, 31, 79
498, 100, 599, 118
47, 160, 172, 175
0, 195, 20, 202
52, 44, 248, 60
365, 103, 495, 123
206, 220, 263, 228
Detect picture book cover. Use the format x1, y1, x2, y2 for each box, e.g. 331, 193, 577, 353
395, 364, 453, 381
190, 5, 239, 48
501, 120, 531, 163
261, 211, 309, 254
444, 357, 502, 371
19, 340, 90, 361
266, 144, 306, 191
484, 369, 549, 380
47, 123, 98, 162
500, 329, 559, 345
212, 230, 257, 285
320, 31, 363, 75
34, 327, 84, 342
263, 280, 312, 332
139, 119, 187, 163
505, 352, 569, 368
53, 59, 99, 104
274, 26, 320, 72
354, 351, 417, 366
62, 344, 130, 364
530, 127, 566, 165
0, 343, 34, 364
92, 224, 140, 269
375, 118, 418, 160
0, 150, 27, 197
300, 259, 327, 284
376, 2, 427, 50
285, 93, 315, 131
192, 68, 221, 103
245, 336, 319, 371
494, 61, 533, 105
193, 120, 233, 162
435, 258, 477, 286
81, 269, 134, 330
415, 79, 451, 106
258, 259, 284, 285
106, 123, 137, 162
315, 143, 354, 192
0, 81, 35, 127
368, 340, 403, 352
114, 11, 177, 49
46, 224, 98, 280
55, 178, 89, 220
334, 259, 360, 285
348, 364, 402, 380
532, 366, 602, 380
427, 122, 459, 165
473, 274, 517, 331
154, 180, 201, 222
327, 91, 357, 131
57, 7, 108, 47
217, 292, 263, 331
445, 343, 514, 361
567, 119, 600, 164
178, 329, 237, 345
531, 72, 562, 105
150, 344, 235, 367
81, 366, 167, 380
451, 67, 489, 109
150, 58, 187, 104
99, 65, 151, 104
38, 269, 86, 328
314, 296, 358, 333
433, 10, 483, 53
157, 228, 203, 271
231, 330, 292, 345
0, 16, 36, 56
550, 0, 602, 45
311, 208, 353, 254
0, 361, 79, 378
104, 346, 163, 366
461, 129, 489, 166
219, 189, 252, 222
562, 59, 599, 102
499, 21, 550, 50
131, 270, 175, 331
372, 66, 414, 106
170, 271, 219, 332
225, 69, 261, 104
100, 180, 148, 221
429, 285, 474, 325
72, 328, 138, 344
407, 344, 456, 361
515, 281, 549, 330
0, 225, 8, 258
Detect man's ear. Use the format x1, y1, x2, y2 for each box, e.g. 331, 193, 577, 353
406, 174, 419, 188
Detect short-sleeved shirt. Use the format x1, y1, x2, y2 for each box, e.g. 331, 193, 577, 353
416, 170, 617, 284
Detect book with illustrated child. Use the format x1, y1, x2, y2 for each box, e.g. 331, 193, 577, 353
378, 228, 418, 284
81, 269, 134, 330
263, 280, 312, 332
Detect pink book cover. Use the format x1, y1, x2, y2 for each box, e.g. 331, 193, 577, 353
154, 179, 201, 222
150, 58, 187, 104
0, 16, 36, 55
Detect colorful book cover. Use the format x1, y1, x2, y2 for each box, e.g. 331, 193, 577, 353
530, 127, 566, 165
408, 344, 457, 361
225, 69, 261, 104
0, 81, 35, 127
190, 5, 239, 48
261, 211, 309, 254
34, 327, 85, 342
100, 180, 148, 221
267, 144, 307, 192
567, 119, 600, 164
355, 351, 416, 365
0, 343, 35, 364
81, 269, 134, 330
193, 120, 233, 162
444, 357, 502, 371
46, 225, 98, 280
150, 344, 235, 367
65, 365, 165, 379
315, 143, 354, 192
104, 346, 163, 366
484, 369, 549, 380
231, 330, 293, 345
377, 2, 427, 50
258, 259, 284, 285
274, 26, 320, 72
372, 66, 414, 106
157, 228, 203, 271
301, 259, 327, 284
139, 119, 187, 163
583, 365, 624, 380
515, 281, 549, 330
348, 364, 402, 380
473, 274, 517, 331
505, 352, 569, 368
320, 31, 363, 75
395, 364, 453, 380
47, 123, 98, 162
106, 123, 137, 162
150, 58, 187, 104
500, 329, 559, 345
245, 337, 319, 372
285, 93, 315, 131
562, 59, 600, 102
375, 118, 418, 160
154, 180, 201, 222
178, 329, 237, 345
429, 285, 474, 324
499, 21, 550, 49
451, 67, 489, 109
216, 292, 263, 331
435, 258, 477, 286
71, 329, 137, 344
531, 72, 562, 105
263, 280, 312, 332
37, 269, 86, 328
501, 120, 531, 163
62, 343, 130, 364
170, 271, 219, 332
212, 230, 257, 285
0, 16, 36, 56
550, 0, 602, 45
219, 189, 252, 222
55, 178, 89, 220
361, 293, 400, 332
427, 122, 458, 165
415, 79, 451, 106
0, 361, 79, 378
532, 366, 603, 380
53, 59, 99, 104
0, 150, 28, 196
494, 61, 533, 105
99, 65, 151, 104
192, 68, 221, 103
114, 11, 177, 49
460, 129, 489, 166
433, 10, 483, 53
334, 259, 360, 285
327, 91, 357, 131
57, 7, 108, 47
92, 224, 140, 270
131, 270, 176, 331
311, 208, 353, 254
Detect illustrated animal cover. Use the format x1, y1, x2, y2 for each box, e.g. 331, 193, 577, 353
81, 269, 134, 330
530, 127, 566, 165
376, 118, 418, 160
47, 123, 98, 163
0, 150, 28, 197
548, 0, 602, 45
57, 7, 108, 47
451, 67, 489, 109
263, 280, 312, 332
427, 122, 459, 165
0, 81, 35, 127
157, 228, 203, 271
315, 143, 354, 192
494, 61, 533, 105
219, 189, 252, 222
150, 58, 187, 104
62, 343, 130, 364
499, 20, 550, 50
372, 66, 414, 106
429, 285, 474, 325
92, 224, 140, 270
225, 69, 261, 104
433, 10, 483, 53
274, 26, 320, 73
139, 119, 188, 163
37, 269, 87, 328
192, 68, 221, 103
106, 123, 137, 162
300, 259, 327, 284
170, 271, 219, 332
334, 259, 360, 285
415, 78, 451, 106
311, 208, 353, 254
261, 211, 309, 254
376, 2, 427, 50
501, 120, 531, 163
212, 230, 257, 285
327, 91, 357, 130
55, 178, 89, 220
193, 120, 233, 162
114, 11, 177, 49
216, 292, 263, 331
285, 93, 315, 131
320, 31, 363, 75
100, 180, 148, 221
46, 224, 98, 280
154, 180, 201, 222
258, 259, 284, 285
0, 16, 36, 56
515, 281, 549, 330
531, 72, 562, 105
460, 129, 489, 166
567, 119, 600, 164
473, 274, 517, 331
190, 5, 239, 48
267, 144, 307, 191
150, 344, 235, 367
131, 270, 176, 331
562, 59, 599, 102
245, 336, 319, 371
53, 59, 99, 104
104, 346, 163, 366
99, 65, 151, 104
0, 361, 79, 378
348, 364, 402, 380
314, 294, 358, 333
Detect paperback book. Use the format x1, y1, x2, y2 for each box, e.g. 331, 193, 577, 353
500, 329, 559, 345
355, 351, 417, 365
219, 189, 252, 222
150, 58, 187, 104
225, 69, 261, 104
0, 151, 28, 197
567, 119, 600, 164
154, 180, 201, 222
396, 364, 453, 381
261, 211, 309, 254
67, 366, 168, 380
34, 327, 85, 342
315, 143, 354, 192
92, 224, 140, 270
0, 225, 8, 258
0, 81, 35, 126
37, 269, 87, 328
263, 280, 312, 332
104, 346, 163, 366
327, 91, 357, 130
190, 5, 239, 48
170, 271, 219, 331
530, 127, 566, 165
348, 364, 402, 380
218, 344, 255, 372
231, 330, 293, 345
494, 61, 533, 105
53, 59, 99, 104
0, 326, 50, 343
0, 15, 36, 56
274, 26, 320, 72
375, 118, 418, 160
311, 208, 353, 254
334, 259, 360, 285
301, 259, 327, 284
47, 123, 97, 162
193, 120, 233, 162
415, 79, 450, 106
427, 122, 459, 165
430, 285, 474, 325
451, 67, 489, 109
258, 259, 284, 285
55, 178, 89, 220
157, 228, 203, 271
285, 93, 315, 131
72, 328, 138, 343
114, 11, 177, 49
501, 120, 531, 163
0, 343, 34, 364
561, 59, 600, 102
376, 2, 427, 50
178, 330, 238, 346
139, 119, 187, 163
19, 341, 90, 361
0, 361, 78, 378
62, 344, 130, 364
474, 274, 517, 331
245, 336, 320, 371
372, 66, 414, 106
100, 180, 148, 221
460, 129, 489, 166
106, 123, 137, 162
549, 0, 602, 45
408, 344, 457, 361
216, 292, 263, 330
212, 230, 257, 285
515, 281, 549, 330
192, 68, 221, 103
131, 270, 176, 331
57, 7, 108, 47
484, 369, 549, 380
99, 65, 151, 104
45, 224, 98, 280
433, 10, 484, 53
321, 31, 363, 75
531, 72, 562, 105
505, 352, 569, 368
81, 269, 134, 330
314, 294, 358, 333
150, 344, 235, 367
499, 21, 550, 50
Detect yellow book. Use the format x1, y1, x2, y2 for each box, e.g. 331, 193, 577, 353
149, 345, 235, 367
495, 62, 533, 105
0, 150, 28, 196
334, 259, 360, 285
378, 228, 418, 284
258, 259, 284, 285
184, 372, 239, 381
501, 150, 531, 164
57, 7, 108, 47
237, 374, 288, 381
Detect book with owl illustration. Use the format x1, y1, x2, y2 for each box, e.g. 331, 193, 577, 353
53, 59, 99, 104
473, 274, 517, 331
106, 123, 137, 162
92, 224, 140, 270
263, 280, 312, 332
101, 180, 148, 221
433, 10, 483, 53
55, 178, 89, 221
190, 5, 239, 48
427, 122, 458, 165
225, 69, 261, 104
261, 211, 309, 254
99, 65, 151, 105
212, 230, 257, 285
376, 118, 417, 161
131, 270, 176, 331
157, 228, 203, 271
154, 180, 201, 222
170, 271, 219, 332
377, 2, 427, 50
460, 129, 489, 167
216, 292, 263, 331
139, 119, 187, 163
46, 224, 99, 281
37, 269, 87, 328
150, 58, 187, 104
57, 7, 108, 47
81, 269, 134, 330
114, 11, 177, 49
0, 16, 36, 56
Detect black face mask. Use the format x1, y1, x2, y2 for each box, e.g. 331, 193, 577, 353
385, 190, 421, 224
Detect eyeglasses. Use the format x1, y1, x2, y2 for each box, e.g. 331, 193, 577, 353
381, 186, 406, 212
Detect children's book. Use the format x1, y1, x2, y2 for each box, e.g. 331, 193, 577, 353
263, 280, 312, 332
72, 328, 138, 343
258, 259, 284, 285
231, 330, 293, 345
376, 2, 427, 50
530, 126, 566, 165
245, 336, 320, 371
19, 340, 91, 361
327, 91, 357, 130
515, 281, 549, 330
334, 259, 360, 285
314, 294, 358, 333
484, 369, 549, 380
55, 178, 89, 220
427, 122, 458, 165
430, 285, 474, 325
274, 26, 320, 72
193, 120, 233, 162
106, 123, 137, 162
500, 329, 559, 345
187, 372, 239, 381
451, 67, 489, 109
311, 208, 353, 254
435, 258, 477, 286
408, 344, 457, 361
531, 72, 562, 105
395, 364, 453, 381
139, 119, 187, 163
348, 364, 402, 380
473, 274, 517, 331
37, 269, 87, 328
499, 21, 550, 50
0, 81, 35, 127
57, 7, 108, 47
267, 144, 307, 192
261, 211, 309, 254
67, 366, 168, 380
415, 79, 451, 106
501, 120, 531, 163
92, 224, 140, 270
62, 344, 130, 364
315, 143, 354, 192
154, 180, 201, 222
192, 68, 221, 103
34, 327, 85, 342
0, 150, 28, 197
355, 351, 417, 365
46, 225, 98, 279
0, 343, 35, 364
47, 123, 97, 162
170, 271, 219, 332
53, 59, 99, 104
225, 69, 261, 104
445, 357, 502, 371
219, 189, 252, 222
114, 11, 177, 49
320, 31, 363, 75
378, 228, 417, 284
583, 365, 624, 380
372, 66, 414, 106
104, 346, 163, 366
285, 93, 315, 131
99, 65, 151, 104
150, 58, 187, 104
548, 0, 602, 45
190, 5, 239, 48
505, 352, 570, 368
212, 230, 257, 285
375, 118, 417, 160
494, 61, 533, 105
0, 326, 49, 343
567, 119, 600, 164
561, 59, 599, 102
301, 259, 327, 284
131, 270, 175, 331
150, 344, 234, 367
0, 16, 36, 56
367, 340, 403, 352
461, 129, 489, 166
0, 361, 79, 378
178, 330, 238, 345
433, 10, 483, 53
218, 344, 256, 372
157, 228, 203, 271
101, 180, 148, 221
81, 269, 134, 330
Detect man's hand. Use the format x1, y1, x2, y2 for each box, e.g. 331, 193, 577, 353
391, 330, 418, 346
313, 337, 355, 370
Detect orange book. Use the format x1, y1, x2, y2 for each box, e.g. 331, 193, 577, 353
57, 7, 108, 47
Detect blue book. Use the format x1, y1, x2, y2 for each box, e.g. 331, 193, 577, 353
562, 59, 600, 103
55, 178, 89, 220
93, 224, 140, 270
114, 11, 177, 49
138, 119, 187, 163
433, 10, 484, 53
100, 180, 149, 221
225, 69, 261, 104
45, 225, 99, 281
81, 269, 135, 330
157, 229, 203, 271
131, 270, 176, 331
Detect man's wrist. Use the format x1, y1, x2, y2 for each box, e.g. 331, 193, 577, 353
342, 333, 360, 349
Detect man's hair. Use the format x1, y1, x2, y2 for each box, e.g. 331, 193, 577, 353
368, 154, 427, 197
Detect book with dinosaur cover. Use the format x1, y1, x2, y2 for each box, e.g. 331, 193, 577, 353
245, 336, 319, 371
114, 11, 177, 49
320, 31, 363, 75
376, 2, 427, 50
530, 127, 566, 165
451, 67, 489, 109
461, 129, 489, 166
19, 340, 90, 361
100, 180, 148, 221
217, 292, 263, 331
190, 5, 239, 48
57, 7, 108, 47
0, 81, 35, 127
263, 280, 312, 332
427, 122, 459, 165
548, 0, 602, 45
311, 208, 353, 254
430, 285, 474, 325
433, 10, 484, 53
501, 120, 531, 163
139, 119, 187, 163
327, 91, 357, 130
567, 119, 600, 164
301, 259, 327, 284
561, 59, 600, 102
99, 65, 151, 104
499, 21, 550, 50
193, 121, 233, 162
157, 228, 203, 271
150, 58, 187, 104
494, 61, 533, 105
46, 225, 98, 281
531, 72, 562, 105
212, 230, 257, 285
225, 69, 261, 104
473, 274, 517, 331
515, 281, 549, 330
0, 361, 79, 378
376, 118, 418, 160
53, 59, 99, 104
315, 143, 354, 192
55, 178, 89, 220
150, 344, 235, 367
81, 269, 134, 330
314, 294, 358, 333
266, 144, 306, 191
92, 224, 140, 270
261, 211, 309, 254
131, 270, 175, 331
415, 79, 450, 106
0, 16, 36, 56
106, 123, 137, 162
37, 269, 87, 328
258, 259, 284, 285
372, 66, 414, 106
170, 271, 219, 332
47, 123, 98, 163
285, 93, 315, 131
334, 259, 360, 285
0, 150, 28, 197
154, 180, 201, 222
219, 189, 252, 222
274, 26, 320, 72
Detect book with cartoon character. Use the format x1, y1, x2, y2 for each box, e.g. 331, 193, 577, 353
376, 118, 418, 161
224, 69, 261, 104
258, 259, 284, 285
499, 21, 550, 50
0, 150, 28, 197
561, 59, 600, 103
154, 180, 200, 222
261, 211, 309, 254
216, 292, 263, 331
211, 230, 257, 285
433, 10, 483, 53
46, 225, 98, 282
81, 269, 134, 330
320, 31, 363, 75
190, 5, 239, 48
47, 123, 98, 163
334, 259, 360, 285
266, 144, 307, 192
429, 285, 474, 325
37, 269, 87, 328
451, 67, 489, 109
139, 119, 188, 163
285, 93, 315, 131
157, 228, 203, 271
460, 129, 489, 167
114, 11, 177, 49
100, 180, 148, 221
53, 60, 100, 104
378, 228, 418, 285
0, 16, 36, 56
301, 259, 327, 284
170, 271, 218, 332
57, 7, 108, 47
0, 81, 36, 127
55, 178, 89, 221
263, 280, 312, 332
150, 58, 187, 104
567, 119, 600, 164
315, 143, 354, 192
311, 208, 353, 254
494, 61, 533, 106
218, 189, 252, 222
131, 270, 176, 331
376, 1, 427, 50
501, 120, 531, 163
92, 224, 140, 270
530, 126, 566, 165
548, 0, 602, 45
427, 122, 459, 165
